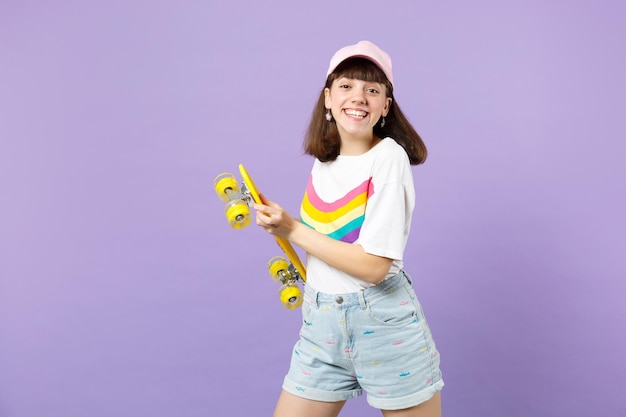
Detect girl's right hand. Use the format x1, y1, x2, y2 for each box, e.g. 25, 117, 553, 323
253, 194, 296, 240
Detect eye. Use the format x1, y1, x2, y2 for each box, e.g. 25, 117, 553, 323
339, 83, 350, 89
367, 87, 380, 94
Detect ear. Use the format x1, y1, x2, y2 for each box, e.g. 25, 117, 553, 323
324, 87, 331, 109
383, 97, 392, 117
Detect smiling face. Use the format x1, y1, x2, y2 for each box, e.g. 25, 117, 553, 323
324, 77, 392, 152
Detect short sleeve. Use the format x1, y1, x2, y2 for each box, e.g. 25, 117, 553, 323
356, 144, 415, 260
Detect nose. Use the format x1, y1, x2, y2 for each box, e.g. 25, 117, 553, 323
351, 89, 366, 104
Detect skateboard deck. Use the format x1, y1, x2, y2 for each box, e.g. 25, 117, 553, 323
214, 164, 306, 309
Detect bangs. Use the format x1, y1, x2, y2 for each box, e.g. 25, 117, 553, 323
330, 58, 391, 90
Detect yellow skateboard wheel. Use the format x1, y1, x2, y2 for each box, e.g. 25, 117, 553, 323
279, 284, 303, 309
225, 199, 251, 229
214, 173, 239, 202
268, 256, 290, 282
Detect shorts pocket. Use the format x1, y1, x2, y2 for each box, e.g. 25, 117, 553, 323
367, 283, 419, 326
301, 293, 315, 326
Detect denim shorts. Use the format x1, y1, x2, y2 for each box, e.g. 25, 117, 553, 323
282, 271, 444, 410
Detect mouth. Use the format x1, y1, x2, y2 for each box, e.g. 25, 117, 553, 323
343, 109, 369, 119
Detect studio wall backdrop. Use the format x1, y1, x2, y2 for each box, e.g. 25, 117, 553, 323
1, 1, 624, 416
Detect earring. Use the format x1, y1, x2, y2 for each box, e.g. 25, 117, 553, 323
380, 117, 386, 128
325, 110, 333, 122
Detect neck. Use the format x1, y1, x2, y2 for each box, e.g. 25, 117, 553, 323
340, 135, 381, 156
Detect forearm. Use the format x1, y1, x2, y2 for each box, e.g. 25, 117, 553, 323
253, 197, 392, 284
289, 221, 392, 284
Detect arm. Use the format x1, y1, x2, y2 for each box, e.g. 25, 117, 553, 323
253, 194, 392, 284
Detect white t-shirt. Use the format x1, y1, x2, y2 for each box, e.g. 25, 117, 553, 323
299, 137, 416, 293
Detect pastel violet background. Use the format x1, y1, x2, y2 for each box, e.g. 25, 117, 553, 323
1, 1, 624, 416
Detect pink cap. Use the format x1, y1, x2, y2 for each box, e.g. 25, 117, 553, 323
326, 40, 393, 85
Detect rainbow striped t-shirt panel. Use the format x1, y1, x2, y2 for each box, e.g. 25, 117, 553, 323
300, 175, 374, 243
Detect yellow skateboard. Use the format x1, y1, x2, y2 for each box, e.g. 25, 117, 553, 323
214, 164, 307, 310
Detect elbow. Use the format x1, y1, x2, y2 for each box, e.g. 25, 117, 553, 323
360, 258, 393, 285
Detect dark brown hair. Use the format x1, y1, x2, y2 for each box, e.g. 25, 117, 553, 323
303, 58, 427, 165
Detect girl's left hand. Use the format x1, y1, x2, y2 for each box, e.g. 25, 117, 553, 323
253, 194, 296, 240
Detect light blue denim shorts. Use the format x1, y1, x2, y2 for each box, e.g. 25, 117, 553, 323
282, 271, 444, 410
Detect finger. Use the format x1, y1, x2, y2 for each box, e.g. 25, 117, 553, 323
256, 210, 276, 227
255, 210, 269, 223
259, 193, 284, 211
258, 193, 270, 205
252, 202, 267, 212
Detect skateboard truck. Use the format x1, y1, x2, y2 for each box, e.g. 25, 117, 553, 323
213, 173, 253, 229
268, 256, 304, 308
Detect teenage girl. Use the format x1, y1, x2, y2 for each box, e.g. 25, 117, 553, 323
254, 40, 444, 417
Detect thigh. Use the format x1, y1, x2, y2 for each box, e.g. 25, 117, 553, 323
381, 393, 441, 417
352, 277, 443, 410
273, 390, 346, 417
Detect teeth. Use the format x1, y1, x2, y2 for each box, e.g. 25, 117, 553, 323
345, 110, 367, 118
